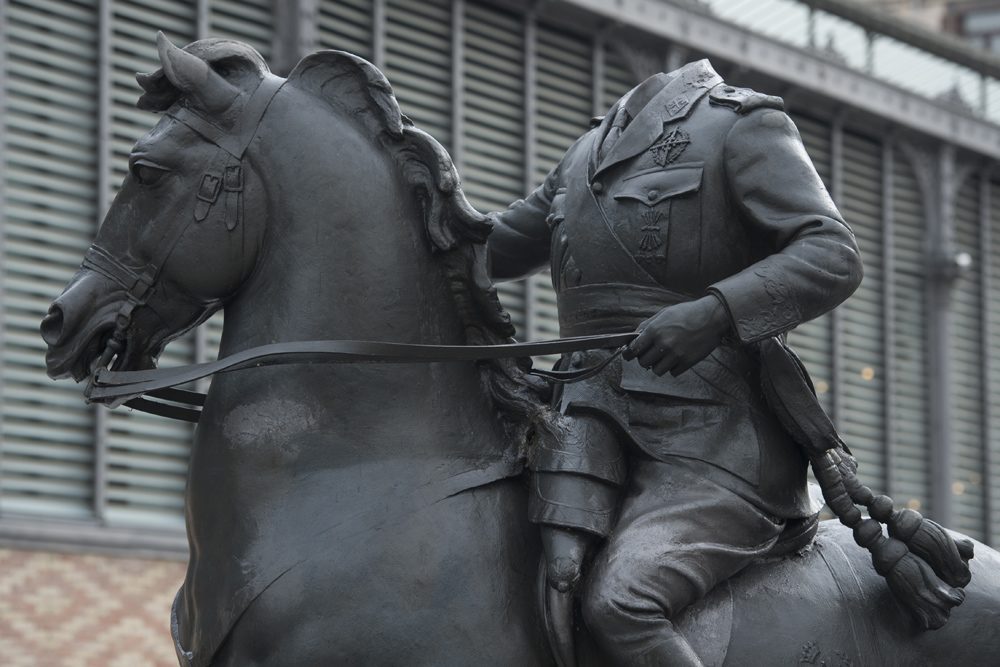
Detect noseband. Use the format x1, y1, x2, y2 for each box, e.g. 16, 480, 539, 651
83, 75, 285, 396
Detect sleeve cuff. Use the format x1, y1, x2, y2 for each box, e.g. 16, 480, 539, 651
707, 271, 803, 344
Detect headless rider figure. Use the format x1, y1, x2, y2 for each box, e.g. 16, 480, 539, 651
486, 60, 862, 665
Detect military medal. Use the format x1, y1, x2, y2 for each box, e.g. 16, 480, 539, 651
637, 210, 666, 261
649, 127, 690, 167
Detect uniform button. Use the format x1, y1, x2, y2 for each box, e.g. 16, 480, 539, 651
647, 189, 659, 201
724, 86, 736, 93
591, 181, 603, 194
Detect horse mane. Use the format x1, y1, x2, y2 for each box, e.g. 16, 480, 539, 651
285, 50, 562, 453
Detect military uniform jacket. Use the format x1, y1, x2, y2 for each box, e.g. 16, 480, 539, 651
488, 60, 862, 519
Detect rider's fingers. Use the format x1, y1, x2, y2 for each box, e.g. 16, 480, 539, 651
624, 329, 654, 361
652, 355, 678, 376
668, 356, 696, 376
637, 345, 663, 369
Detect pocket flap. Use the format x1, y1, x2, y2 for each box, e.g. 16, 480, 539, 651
620, 357, 722, 403
613, 163, 704, 206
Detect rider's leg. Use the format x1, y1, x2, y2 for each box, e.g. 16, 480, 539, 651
580, 458, 785, 667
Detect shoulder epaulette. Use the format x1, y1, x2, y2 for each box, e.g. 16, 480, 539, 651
709, 83, 785, 114
590, 115, 605, 128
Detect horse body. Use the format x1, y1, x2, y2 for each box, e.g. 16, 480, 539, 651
40, 36, 1000, 666
172, 77, 546, 665
675, 523, 1000, 666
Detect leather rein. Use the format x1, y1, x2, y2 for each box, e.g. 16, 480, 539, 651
86, 334, 636, 423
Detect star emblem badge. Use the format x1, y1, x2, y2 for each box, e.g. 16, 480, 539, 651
649, 127, 691, 167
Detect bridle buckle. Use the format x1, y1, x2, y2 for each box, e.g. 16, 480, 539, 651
197, 173, 222, 203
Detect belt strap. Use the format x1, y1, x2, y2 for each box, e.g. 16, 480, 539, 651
558, 283, 691, 337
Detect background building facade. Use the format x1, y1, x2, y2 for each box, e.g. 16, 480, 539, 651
2, 0, 1000, 662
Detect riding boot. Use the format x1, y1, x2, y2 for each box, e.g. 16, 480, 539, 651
633, 626, 705, 667
540, 527, 594, 667
542, 526, 593, 592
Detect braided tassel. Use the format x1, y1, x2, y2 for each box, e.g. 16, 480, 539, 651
811, 451, 969, 630
886, 508, 974, 589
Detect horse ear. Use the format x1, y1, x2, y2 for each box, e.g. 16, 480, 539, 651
286, 50, 405, 139
156, 31, 240, 113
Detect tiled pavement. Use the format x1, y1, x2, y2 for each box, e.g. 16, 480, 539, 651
0, 549, 185, 666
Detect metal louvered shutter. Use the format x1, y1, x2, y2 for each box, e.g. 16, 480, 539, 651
951, 177, 985, 540
208, 0, 273, 61
526, 22, 592, 363
839, 130, 886, 494
988, 180, 1000, 545
786, 112, 834, 414
384, 0, 452, 150
602, 43, 635, 113
317, 0, 374, 61
1, 0, 99, 520
462, 0, 527, 335
889, 149, 930, 514
103, 2, 197, 529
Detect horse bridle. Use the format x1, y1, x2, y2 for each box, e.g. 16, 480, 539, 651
82, 76, 285, 402
83, 74, 632, 422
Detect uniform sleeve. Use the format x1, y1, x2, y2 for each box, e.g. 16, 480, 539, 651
486, 161, 560, 282
708, 109, 863, 344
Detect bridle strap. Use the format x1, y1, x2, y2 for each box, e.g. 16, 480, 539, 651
166, 75, 285, 159
89, 334, 637, 422
85, 76, 286, 391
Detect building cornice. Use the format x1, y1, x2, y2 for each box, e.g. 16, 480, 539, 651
562, 0, 1000, 159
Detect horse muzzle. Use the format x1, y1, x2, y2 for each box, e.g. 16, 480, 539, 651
42, 270, 126, 382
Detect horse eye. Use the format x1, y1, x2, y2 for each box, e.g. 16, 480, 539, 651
133, 163, 168, 185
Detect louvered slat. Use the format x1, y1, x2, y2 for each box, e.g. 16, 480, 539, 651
208, 0, 273, 60
463, 0, 527, 336
384, 0, 452, 150
839, 130, 886, 494
317, 0, 374, 61
889, 150, 930, 514
603, 43, 635, 112
1, 0, 99, 520
988, 181, 1000, 545
951, 177, 985, 539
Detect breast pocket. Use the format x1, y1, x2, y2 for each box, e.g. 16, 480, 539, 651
613, 162, 704, 207
612, 163, 703, 263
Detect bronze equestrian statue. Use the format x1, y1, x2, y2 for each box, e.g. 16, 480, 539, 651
41, 35, 1000, 666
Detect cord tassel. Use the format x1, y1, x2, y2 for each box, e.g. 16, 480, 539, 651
888, 508, 974, 589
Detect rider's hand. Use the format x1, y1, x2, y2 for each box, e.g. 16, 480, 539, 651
622, 295, 732, 376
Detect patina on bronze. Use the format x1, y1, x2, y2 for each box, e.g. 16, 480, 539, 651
41, 36, 1000, 666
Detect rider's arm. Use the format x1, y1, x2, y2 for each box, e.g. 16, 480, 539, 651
708, 108, 863, 344
485, 162, 560, 282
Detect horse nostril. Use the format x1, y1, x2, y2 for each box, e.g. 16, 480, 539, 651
40, 305, 65, 346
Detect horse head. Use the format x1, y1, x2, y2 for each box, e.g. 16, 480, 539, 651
42, 34, 274, 384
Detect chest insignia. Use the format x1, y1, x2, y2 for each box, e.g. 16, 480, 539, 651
637, 210, 666, 260
649, 127, 690, 167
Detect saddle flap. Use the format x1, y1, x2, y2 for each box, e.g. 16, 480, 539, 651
613, 163, 704, 207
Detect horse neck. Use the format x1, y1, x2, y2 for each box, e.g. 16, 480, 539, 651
218, 89, 465, 355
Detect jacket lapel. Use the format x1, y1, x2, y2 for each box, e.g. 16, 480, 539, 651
593, 60, 721, 178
